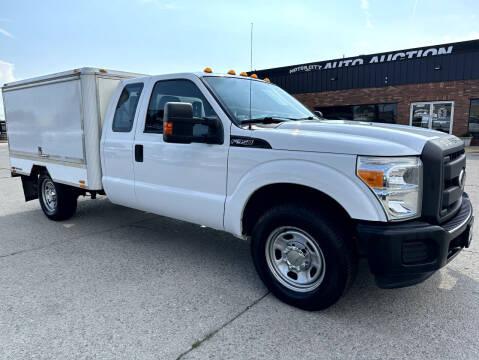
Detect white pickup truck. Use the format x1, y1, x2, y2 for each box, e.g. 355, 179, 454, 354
2, 67, 474, 310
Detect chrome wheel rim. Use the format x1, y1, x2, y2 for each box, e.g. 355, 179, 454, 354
41, 179, 57, 214
265, 227, 326, 292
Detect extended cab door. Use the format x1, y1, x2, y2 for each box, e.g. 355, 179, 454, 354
132, 75, 229, 230
101, 80, 145, 208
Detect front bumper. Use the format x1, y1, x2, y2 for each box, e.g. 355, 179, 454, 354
357, 193, 474, 289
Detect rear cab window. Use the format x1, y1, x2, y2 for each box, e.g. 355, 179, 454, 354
112, 83, 144, 132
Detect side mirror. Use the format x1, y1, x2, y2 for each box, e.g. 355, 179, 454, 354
163, 102, 194, 144
163, 102, 223, 144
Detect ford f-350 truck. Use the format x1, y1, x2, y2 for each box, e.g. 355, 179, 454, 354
2, 67, 474, 310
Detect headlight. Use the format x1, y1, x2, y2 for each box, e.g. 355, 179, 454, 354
357, 156, 422, 221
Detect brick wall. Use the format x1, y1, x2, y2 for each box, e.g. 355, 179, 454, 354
293, 79, 479, 144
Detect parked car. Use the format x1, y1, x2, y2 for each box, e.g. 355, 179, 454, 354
2, 68, 474, 310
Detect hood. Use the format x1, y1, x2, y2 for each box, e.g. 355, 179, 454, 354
251, 120, 458, 156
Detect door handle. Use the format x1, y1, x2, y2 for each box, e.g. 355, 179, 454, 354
135, 144, 143, 162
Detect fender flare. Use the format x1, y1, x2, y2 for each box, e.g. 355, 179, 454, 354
223, 159, 386, 237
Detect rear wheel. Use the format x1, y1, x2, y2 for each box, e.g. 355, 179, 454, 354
251, 204, 357, 311
38, 173, 77, 221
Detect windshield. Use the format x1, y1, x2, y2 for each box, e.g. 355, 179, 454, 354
203, 77, 316, 124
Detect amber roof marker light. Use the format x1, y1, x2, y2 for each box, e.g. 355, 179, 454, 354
227, 70, 236, 75
240, 72, 248, 76
204, 67, 213, 73
250, 74, 258, 79
263, 78, 270, 83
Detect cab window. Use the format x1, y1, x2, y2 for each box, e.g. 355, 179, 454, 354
145, 79, 216, 134
112, 83, 144, 132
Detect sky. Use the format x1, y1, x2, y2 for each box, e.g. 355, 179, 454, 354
1, 0, 479, 119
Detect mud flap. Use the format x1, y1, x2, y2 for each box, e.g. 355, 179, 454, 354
21, 175, 39, 202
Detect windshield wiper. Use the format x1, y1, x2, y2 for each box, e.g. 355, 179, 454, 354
289, 116, 317, 120
240, 116, 293, 125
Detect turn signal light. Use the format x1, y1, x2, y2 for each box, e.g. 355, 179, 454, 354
250, 74, 258, 78
204, 67, 213, 73
164, 122, 173, 135
263, 78, 270, 83
227, 70, 236, 75
357, 170, 384, 188
240, 72, 247, 76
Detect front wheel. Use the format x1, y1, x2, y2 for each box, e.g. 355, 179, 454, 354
38, 173, 78, 221
251, 204, 357, 311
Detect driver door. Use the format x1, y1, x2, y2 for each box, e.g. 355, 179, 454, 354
133, 76, 229, 230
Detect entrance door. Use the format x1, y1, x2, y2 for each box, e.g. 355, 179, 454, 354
411, 103, 431, 129
410, 101, 454, 134
431, 103, 453, 133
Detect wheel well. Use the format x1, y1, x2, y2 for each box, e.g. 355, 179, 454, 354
21, 166, 86, 202
31, 165, 48, 178
241, 183, 353, 237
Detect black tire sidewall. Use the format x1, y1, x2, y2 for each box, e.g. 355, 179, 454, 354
251, 204, 355, 310
38, 174, 58, 216
38, 173, 77, 221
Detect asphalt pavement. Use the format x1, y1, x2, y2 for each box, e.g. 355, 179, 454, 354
0, 142, 478, 359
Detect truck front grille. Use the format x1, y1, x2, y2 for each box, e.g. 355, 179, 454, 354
440, 149, 465, 218
421, 138, 465, 224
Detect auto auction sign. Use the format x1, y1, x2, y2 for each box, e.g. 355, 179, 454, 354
288, 45, 454, 74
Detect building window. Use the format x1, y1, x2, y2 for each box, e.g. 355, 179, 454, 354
469, 99, 479, 138
410, 101, 453, 134
315, 103, 397, 123
316, 105, 353, 120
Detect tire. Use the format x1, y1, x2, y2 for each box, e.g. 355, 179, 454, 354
38, 173, 78, 221
251, 204, 357, 311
